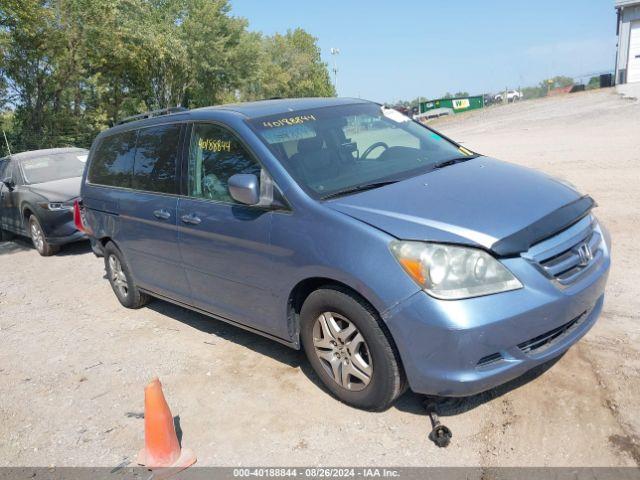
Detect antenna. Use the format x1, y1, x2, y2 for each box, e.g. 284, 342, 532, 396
2, 129, 12, 157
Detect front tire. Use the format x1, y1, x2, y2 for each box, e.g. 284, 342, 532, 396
300, 286, 405, 411
29, 216, 59, 256
103, 241, 150, 309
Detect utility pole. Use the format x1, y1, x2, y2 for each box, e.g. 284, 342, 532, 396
331, 48, 340, 96
2, 129, 12, 158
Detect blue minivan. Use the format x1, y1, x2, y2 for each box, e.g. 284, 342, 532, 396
79, 98, 610, 410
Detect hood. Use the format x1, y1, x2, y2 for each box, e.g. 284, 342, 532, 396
327, 157, 588, 255
27, 176, 82, 202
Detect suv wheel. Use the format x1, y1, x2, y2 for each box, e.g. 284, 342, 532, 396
29, 216, 59, 256
300, 286, 405, 411
104, 241, 150, 309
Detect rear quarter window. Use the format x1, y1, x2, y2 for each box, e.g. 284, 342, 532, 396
88, 130, 137, 188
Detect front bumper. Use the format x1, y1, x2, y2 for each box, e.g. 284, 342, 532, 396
383, 238, 610, 397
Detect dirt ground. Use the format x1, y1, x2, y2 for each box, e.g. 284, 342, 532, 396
1, 88, 639, 467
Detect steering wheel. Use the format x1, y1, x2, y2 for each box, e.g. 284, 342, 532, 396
361, 142, 389, 160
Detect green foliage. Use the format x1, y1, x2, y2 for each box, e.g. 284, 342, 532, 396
246, 28, 335, 100
522, 75, 575, 99
0, 0, 335, 153
587, 76, 600, 90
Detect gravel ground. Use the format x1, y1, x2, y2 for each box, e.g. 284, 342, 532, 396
1, 88, 639, 467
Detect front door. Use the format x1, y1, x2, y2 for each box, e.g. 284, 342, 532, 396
118, 123, 190, 300
177, 122, 286, 338
0, 160, 22, 234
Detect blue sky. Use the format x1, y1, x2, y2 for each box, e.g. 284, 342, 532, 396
231, 0, 618, 103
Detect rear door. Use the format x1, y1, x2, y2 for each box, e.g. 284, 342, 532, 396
86, 125, 189, 300
177, 122, 286, 338
120, 123, 190, 299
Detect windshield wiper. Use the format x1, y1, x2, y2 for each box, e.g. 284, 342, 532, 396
434, 154, 480, 169
321, 180, 399, 200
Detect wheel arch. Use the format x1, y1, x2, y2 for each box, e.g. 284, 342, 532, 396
289, 276, 408, 402
21, 204, 37, 234
286, 277, 394, 349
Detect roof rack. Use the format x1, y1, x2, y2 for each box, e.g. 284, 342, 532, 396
116, 107, 188, 125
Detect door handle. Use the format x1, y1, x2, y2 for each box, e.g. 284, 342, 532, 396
153, 209, 171, 220
181, 213, 201, 225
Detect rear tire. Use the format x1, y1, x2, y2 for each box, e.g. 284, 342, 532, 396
103, 241, 150, 309
29, 216, 59, 256
300, 286, 405, 411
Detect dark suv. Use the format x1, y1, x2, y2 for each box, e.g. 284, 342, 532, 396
1, 147, 89, 255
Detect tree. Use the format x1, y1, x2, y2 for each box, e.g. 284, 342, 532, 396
248, 28, 335, 100
0, 0, 335, 152
587, 76, 600, 90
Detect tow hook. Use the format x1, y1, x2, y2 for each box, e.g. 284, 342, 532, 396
425, 400, 452, 448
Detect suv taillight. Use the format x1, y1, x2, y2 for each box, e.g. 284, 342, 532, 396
73, 199, 91, 234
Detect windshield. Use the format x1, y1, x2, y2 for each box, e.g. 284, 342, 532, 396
247, 103, 475, 198
20, 152, 88, 184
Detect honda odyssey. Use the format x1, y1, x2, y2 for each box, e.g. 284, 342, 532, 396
78, 99, 610, 410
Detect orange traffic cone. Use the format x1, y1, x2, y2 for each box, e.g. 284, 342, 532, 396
137, 378, 196, 474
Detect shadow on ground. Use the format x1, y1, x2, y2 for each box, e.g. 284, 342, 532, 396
146, 297, 563, 420
0, 237, 92, 256
0, 238, 31, 255
146, 300, 321, 386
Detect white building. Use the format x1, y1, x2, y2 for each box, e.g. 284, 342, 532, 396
615, 0, 640, 84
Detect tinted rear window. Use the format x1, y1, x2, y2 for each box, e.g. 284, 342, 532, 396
132, 124, 181, 194
88, 131, 137, 188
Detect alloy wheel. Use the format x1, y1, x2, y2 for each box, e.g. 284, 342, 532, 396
108, 255, 129, 297
312, 312, 373, 391
30, 221, 44, 253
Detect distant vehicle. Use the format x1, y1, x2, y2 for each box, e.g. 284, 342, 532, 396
0, 148, 89, 255
78, 98, 609, 411
495, 90, 523, 103
483, 94, 496, 106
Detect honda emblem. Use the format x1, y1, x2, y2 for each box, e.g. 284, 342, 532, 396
577, 243, 593, 267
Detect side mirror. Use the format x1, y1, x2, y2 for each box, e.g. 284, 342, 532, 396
228, 174, 260, 206
2, 177, 14, 190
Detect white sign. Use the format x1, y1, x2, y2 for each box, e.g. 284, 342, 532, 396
452, 99, 470, 110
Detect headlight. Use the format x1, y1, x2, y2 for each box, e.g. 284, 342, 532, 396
38, 201, 74, 211
390, 241, 522, 300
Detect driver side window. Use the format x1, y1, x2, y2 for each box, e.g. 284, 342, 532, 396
188, 123, 261, 203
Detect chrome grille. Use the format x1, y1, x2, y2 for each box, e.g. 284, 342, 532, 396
523, 215, 604, 286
